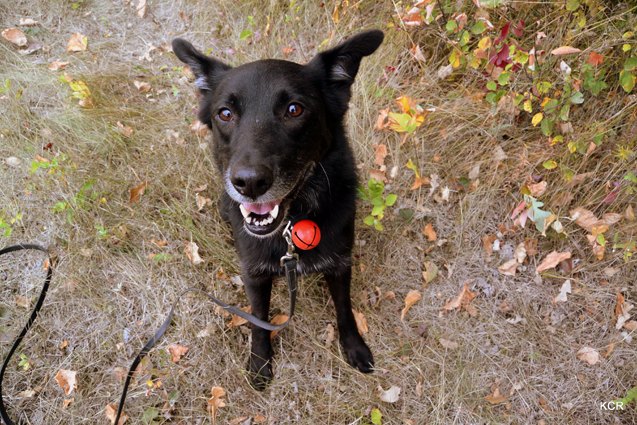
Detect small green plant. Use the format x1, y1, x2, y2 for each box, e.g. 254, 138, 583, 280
30, 153, 67, 175
614, 385, 637, 407
358, 179, 397, 231
240, 16, 255, 41
52, 180, 98, 223
18, 353, 30, 371
370, 407, 382, 425
0, 212, 22, 237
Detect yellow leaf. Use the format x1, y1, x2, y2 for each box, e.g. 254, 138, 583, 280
531, 112, 543, 126
400, 290, 422, 321
523, 99, 532, 113
478, 36, 491, 49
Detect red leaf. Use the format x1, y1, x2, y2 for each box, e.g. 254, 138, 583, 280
494, 22, 510, 45
587, 51, 604, 66
512, 20, 524, 38
490, 44, 511, 68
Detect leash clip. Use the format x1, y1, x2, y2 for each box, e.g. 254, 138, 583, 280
280, 220, 298, 266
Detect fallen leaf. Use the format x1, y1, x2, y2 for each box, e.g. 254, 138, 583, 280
191, 119, 209, 137
600, 213, 622, 227
528, 181, 547, 197
55, 369, 77, 395
352, 309, 368, 334
269, 314, 288, 339
439, 338, 458, 349
373, 143, 388, 166
184, 241, 203, 265
17, 389, 36, 398
324, 323, 335, 347
105, 403, 128, 425
624, 321, 637, 331
576, 346, 600, 365
167, 344, 189, 363
66, 32, 88, 52
550, 46, 581, 56
374, 108, 389, 130
134, 80, 151, 93
524, 238, 538, 256
378, 385, 401, 403
63, 398, 74, 408
136, 0, 147, 18
422, 261, 438, 284
116, 121, 133, 138
536, 251, 571, 273
18, 18, 40, 26
227, 306, 251, 328
485, 387, 508, 405
626, 205, 635, 221
195, 193, 212, 211
5, 156, 21, 167
468, 164, 480, 180
514, 242, 527, 264
2, 28, 28, 47
423, 223, 437, 241
482, 234, 497, 256
498, 259, 518, 276
411, 175, 430, 190
400, 290, 422, 321
553, 280, 571, 304
587, 51, 604, 66
48, 60, 70, 71
129, 181, 147, 203
207, 386, 227, 424
443, 283, 477, 315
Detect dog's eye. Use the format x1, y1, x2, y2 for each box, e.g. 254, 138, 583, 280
218, 108, 233, 122
287, 103, 303, 118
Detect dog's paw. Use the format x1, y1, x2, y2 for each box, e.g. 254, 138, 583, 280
248, 355, 273, 391
341, 334, 374, 373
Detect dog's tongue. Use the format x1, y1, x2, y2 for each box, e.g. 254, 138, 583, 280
241, 201, 278, 215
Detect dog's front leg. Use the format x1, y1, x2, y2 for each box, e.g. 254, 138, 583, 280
243, 274, 274, 390
325, 267, 374, 373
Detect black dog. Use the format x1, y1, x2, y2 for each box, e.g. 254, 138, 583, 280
172, 30, 383, 389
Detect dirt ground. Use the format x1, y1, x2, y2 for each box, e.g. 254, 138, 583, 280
1, 1, 636, 424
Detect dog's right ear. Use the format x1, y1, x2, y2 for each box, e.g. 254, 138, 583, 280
172, 38, 231, 91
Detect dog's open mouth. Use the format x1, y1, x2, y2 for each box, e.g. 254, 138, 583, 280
239, 200, 286, 236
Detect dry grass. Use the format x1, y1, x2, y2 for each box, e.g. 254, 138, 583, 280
1, 1, 636, 424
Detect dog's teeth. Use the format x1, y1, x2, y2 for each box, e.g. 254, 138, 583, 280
239, 204, 250, 218
245, 216, 253, 224
270, 204, 279, 219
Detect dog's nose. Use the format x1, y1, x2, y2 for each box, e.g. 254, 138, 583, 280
231, 165, 273, 199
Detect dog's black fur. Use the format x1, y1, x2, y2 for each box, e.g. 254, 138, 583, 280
172, 30, 384, 389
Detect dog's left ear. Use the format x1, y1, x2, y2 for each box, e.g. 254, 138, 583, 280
306, 30, 384, 114
172, 38, 231, 92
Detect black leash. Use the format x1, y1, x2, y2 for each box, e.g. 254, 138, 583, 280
1, 223, 300, 424
0, 244, 53, 425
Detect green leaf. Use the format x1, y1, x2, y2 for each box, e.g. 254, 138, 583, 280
371, 204, 385, 217
459, 30, 470, 47
596, 233, 606, 246
566, 0, 580, 11
486, 81, 497, 91
239, 29, 253, 40
371, 408, 383, 425
445, 20, 458, 33
624, 171, 637, 183
540, 118, 554, 136
542, 159, 558, 170
620, 70, 636, 93
471, 21, 486, 35
559, 104, 571, 121
569, 91, 584, 105
497, 72, 510, 86
142, 406, 159, 424
363, 215, 375, 226
385, 194, 397, 206
485, 92, 498, 105
536, 81, 552, 95
625, 57, 637, 71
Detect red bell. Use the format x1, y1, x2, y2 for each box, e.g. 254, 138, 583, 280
291, 220, 321, 250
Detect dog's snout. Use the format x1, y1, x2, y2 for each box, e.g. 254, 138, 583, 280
231, 165, 273, 199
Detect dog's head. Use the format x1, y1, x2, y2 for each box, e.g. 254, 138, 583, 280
172, 31, 383, 237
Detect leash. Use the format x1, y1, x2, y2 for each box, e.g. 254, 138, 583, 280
0, 244, 53, 425
0, 222, 300, 424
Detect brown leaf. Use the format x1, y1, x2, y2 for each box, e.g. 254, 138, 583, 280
373, 143, 388, 166
116, 121, 133, 138
2, 28, 28, 47
482, 234, 497, 256
184, 241, 203, 265
136, 0, 147, 18
227, 306, 251, 328
105, 403, 128, 425
498, 259, 518, 276
485, 387, 508, 405
47, 60, 69, 71
514, 242, 527, 264
443, 283, 477, 313
207, 386, 227, 424
570, 207, 599, 231
167, 344, 189, 363
368, 168, 387, 182
129, 181, 147, 203
55, 369, 77, 395
528, 181, 547, 197
422, 261, 438, 284
626, 205, 635, 221
63, 398, 74, 408
576, 346, 600, 365
524, 238, 538, 256
410, 176, 430, 190
423, 223, 437, 241
550, 46, 581, 56
374, 108, 389, 130
195, 193, 212, 211
66, 32, 88, 52
400, 290, 422, 321
536, 251, 571, 273
190, 119, 210, 137
352, 309, 368, 334
269, 314, 289, 339
324, 323, 335, 347
133, 80, 151, 93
